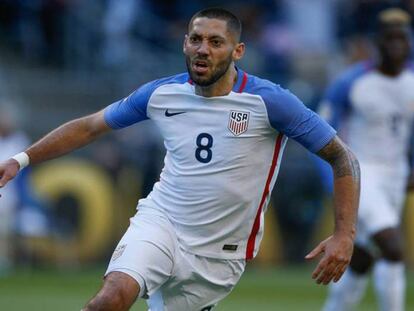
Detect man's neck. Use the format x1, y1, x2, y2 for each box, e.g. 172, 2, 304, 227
377, 59, 406, 77
195, 66, 238, 97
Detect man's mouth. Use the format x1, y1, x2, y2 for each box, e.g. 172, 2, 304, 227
192, 60, 209, 74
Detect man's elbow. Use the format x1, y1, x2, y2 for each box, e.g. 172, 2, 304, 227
83, 111, 111, 139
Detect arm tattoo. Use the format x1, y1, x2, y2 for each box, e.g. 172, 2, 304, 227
317, 136, 360, 181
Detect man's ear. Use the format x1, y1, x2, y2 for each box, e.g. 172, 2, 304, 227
183, 34, 189, 54
232, 42, 245, 61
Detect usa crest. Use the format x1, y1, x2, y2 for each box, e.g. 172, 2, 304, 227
228, 110, 250, 136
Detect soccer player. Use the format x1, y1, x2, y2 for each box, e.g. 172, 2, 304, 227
0, 8, 360, 311
320, 8, 412, 311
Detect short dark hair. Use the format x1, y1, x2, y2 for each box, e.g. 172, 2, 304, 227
189, 8, 242, 42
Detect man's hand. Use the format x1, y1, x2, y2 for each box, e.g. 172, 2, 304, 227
0, 159, 21, 195
305, 233, 354, 285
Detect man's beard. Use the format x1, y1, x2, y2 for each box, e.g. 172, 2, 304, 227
186, 54, 233, 87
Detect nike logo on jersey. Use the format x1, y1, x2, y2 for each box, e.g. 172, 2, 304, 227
165, 109, 186, 117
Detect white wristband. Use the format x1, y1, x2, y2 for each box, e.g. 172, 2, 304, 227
12, 152, 30, 170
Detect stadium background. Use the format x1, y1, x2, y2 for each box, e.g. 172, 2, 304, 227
0, 0, 413, 310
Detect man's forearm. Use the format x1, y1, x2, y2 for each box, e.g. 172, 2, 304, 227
26, 111, 111, 165
317, 136, 360, 239
332, 175, 359, 239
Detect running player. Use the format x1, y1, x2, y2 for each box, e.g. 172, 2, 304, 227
0, 8, 360, 311
321, 8, 412, 311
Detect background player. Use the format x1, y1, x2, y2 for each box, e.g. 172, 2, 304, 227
0, 8, 360, 311
321, 8, 413, 311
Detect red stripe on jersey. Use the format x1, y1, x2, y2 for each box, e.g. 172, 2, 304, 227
188, 78, 193, 85
237, 72, 248, 93
245, 134, 284, 260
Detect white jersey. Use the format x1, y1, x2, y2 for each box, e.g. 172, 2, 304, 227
104, 68, 335, 260
320, 62, 414, 174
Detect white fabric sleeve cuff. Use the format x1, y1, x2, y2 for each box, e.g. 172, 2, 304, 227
11, 152, 30, 170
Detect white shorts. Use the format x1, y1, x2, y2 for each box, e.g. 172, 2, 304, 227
105, 209, 245, 311
356, 163, 407, 246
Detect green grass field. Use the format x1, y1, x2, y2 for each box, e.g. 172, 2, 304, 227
0, 265, 412, 310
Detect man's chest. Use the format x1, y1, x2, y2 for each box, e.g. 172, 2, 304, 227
350, 76, 414, 125
147, 93, 275, 164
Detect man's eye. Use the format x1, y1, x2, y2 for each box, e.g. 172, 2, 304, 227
190, 37, 200, 43
212, 40, 221, 46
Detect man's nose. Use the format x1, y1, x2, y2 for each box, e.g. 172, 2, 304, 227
197, 40, 209, 55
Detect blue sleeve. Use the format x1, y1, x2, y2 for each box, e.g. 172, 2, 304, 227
104, 73, 189, 129
262, 84, 336, 153
321, 76, 351, 129
104, 81, 155, 129
320, 63, 369, 129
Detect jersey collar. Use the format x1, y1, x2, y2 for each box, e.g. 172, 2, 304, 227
232, 67, 248, 93
187, 67, 248, 94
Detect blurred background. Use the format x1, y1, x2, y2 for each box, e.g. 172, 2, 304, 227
0, 0, 414, 310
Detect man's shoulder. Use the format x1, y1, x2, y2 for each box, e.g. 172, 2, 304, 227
243, 73, 288, 98
243, 73, 304, 108
121, 73, 190, 105
333, 61, 374, 87
324, 61, 374, 102
403, 63, 414, 78
145, 72, 190, 91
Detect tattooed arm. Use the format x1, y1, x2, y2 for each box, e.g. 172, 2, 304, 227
305, 135, 360, 285
317, 135, 360, 239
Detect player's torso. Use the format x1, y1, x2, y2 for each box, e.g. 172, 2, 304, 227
147, 83, 277, 204
347, 70, 414, 166
148, 83, 274, 169
142, 83, 281, 257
